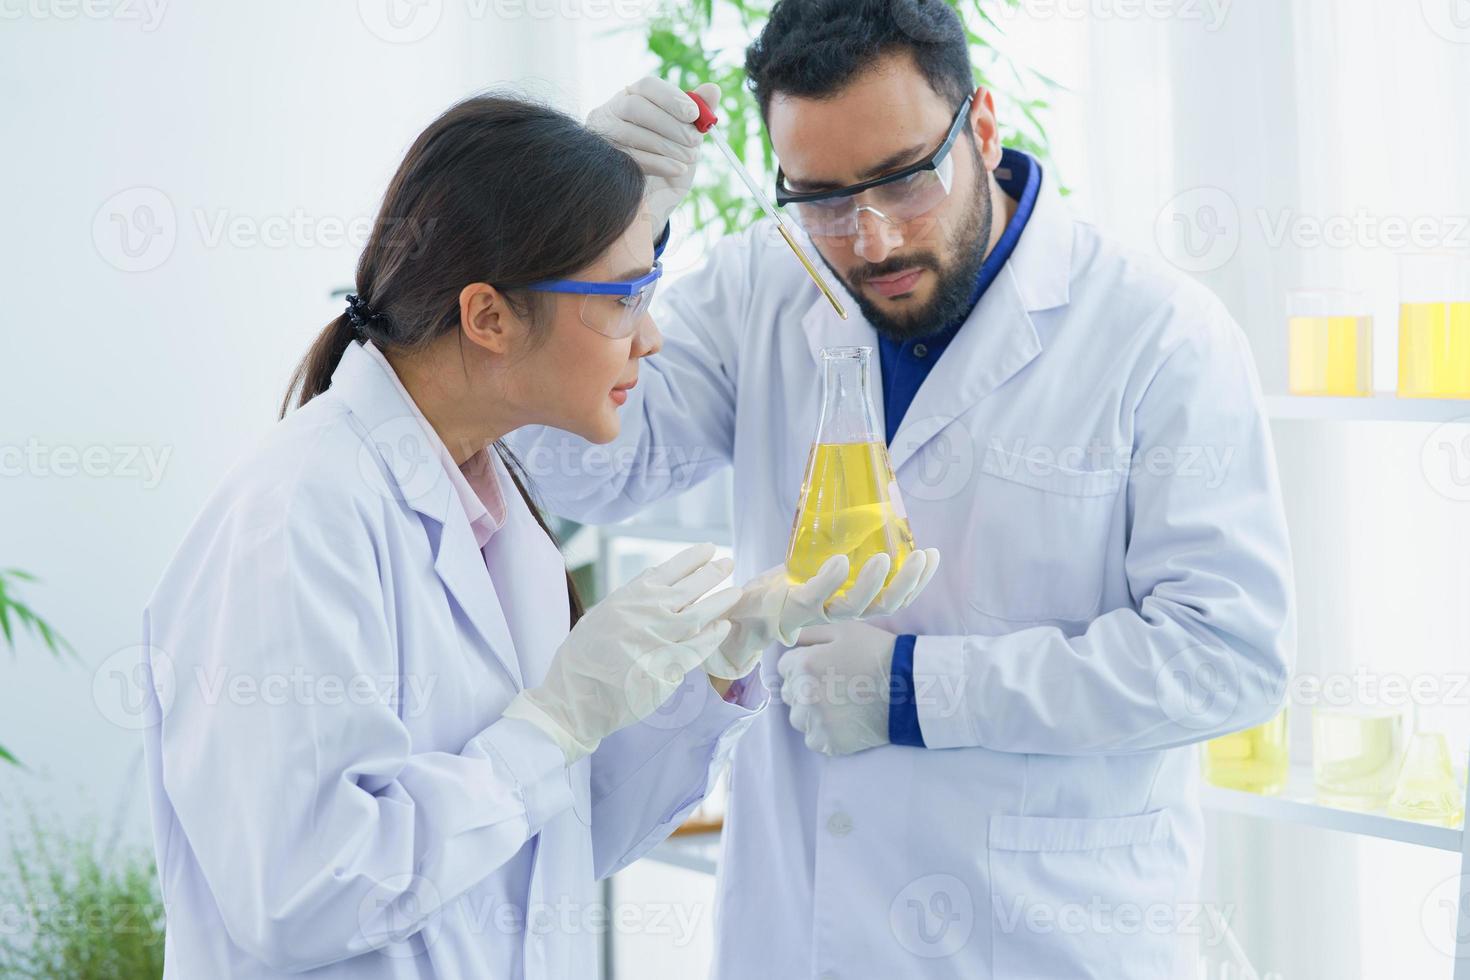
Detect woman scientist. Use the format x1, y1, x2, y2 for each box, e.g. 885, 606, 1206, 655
137, 95, 937, 979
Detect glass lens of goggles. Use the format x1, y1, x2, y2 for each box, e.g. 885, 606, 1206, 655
775, 95, 972, 239
521, 262, 661, 340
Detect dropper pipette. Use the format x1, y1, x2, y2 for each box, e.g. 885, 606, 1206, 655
686, 92, 848, 320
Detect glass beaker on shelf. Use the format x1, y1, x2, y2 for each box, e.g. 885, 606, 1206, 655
1312, 701, 1409, 811
786, 346, 915, 597
1203, 709, 1289, 795
1397, 252, 1470, 399
1287, 288, 1373, 397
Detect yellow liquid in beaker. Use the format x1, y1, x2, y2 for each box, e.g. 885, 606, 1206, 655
1203, 711, 1288, 794
787, 441, 915, 595
1312, 707, 1406, 810
1398, 301, 1470, 398
1288, 315, 1372, 396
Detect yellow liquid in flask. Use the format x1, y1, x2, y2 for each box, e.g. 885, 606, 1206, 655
787, 441, 915, 596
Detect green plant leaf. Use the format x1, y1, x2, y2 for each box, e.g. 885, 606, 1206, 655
0, 743, 19, 767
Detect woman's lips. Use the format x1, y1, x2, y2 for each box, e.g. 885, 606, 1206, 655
610, 379, 636, 406
866, 268, 925, 299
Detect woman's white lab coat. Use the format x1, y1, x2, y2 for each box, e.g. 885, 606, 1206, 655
138, 340, 760, 978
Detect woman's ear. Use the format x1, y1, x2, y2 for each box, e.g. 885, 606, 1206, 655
459, 282, 523, 355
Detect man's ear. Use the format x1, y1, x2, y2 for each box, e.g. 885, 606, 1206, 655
460, 282, 525, 355
968, 87, 1004, 173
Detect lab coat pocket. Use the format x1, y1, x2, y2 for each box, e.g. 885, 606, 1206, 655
988, 809, 1183, 979
969, 448, 1125, 623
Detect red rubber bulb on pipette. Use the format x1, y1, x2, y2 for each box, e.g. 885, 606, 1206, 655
686, 91, 719, 133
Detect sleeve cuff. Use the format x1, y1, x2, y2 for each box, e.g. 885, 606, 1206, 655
912, 635, 978, 749
472, 716, 576, 834
653, 221, 672, 259
888, 634, 926, 747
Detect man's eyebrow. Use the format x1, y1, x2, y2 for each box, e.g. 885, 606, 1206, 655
786, 141, 931, 192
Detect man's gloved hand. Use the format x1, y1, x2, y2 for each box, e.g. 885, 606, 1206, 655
503, 542, 740, 764
586, 76, 721, 233
702, 547, 940, 681
778, 620, 899, 756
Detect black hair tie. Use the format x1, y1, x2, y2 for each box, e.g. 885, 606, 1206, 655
344, 293, 384, 339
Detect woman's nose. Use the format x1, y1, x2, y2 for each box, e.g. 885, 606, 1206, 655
633, 315, 662, 357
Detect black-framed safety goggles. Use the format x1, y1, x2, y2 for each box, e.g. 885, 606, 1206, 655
773, 94, 974, 239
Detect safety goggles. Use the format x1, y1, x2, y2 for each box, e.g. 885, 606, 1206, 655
774, 95, 973, 239
521, 262, 662, 339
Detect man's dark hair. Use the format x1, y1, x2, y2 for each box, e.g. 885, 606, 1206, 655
744, 0, 974, 118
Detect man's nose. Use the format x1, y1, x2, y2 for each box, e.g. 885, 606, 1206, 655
853, 208, 904, 264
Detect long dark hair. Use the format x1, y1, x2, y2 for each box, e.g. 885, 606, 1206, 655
281, 95, 647, 625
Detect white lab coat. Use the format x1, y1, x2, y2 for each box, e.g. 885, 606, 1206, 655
507, 175, 1295, 978
139, 340, 760, 979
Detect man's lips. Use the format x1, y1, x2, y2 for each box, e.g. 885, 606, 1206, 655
864, 268, 926, 298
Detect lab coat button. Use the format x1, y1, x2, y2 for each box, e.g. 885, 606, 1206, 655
826, 812, 852, 836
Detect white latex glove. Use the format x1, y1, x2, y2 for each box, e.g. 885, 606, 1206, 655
503, 543, 740, 763
587, 76, 722, 233
779, 621, 898, 756
703, 547, 941, 681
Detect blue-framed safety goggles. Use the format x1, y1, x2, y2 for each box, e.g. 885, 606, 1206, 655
521, 262, 662, 339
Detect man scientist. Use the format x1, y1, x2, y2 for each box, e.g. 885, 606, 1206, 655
509, 0, 1294, 975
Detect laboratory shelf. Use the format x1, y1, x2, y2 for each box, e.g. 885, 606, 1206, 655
1200, 763, 1464, 851
1266, 393, 1470, 423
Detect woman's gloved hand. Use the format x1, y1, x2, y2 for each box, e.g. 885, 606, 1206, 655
702, 548, 942, 681
586, 76, 721, 234
503, 542, 740, 763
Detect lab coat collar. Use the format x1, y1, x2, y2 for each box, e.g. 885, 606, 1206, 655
328, 340, 524, 688
798, 172, 1074, 473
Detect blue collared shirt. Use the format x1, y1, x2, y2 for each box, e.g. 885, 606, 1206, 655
886, 148, 1042, 748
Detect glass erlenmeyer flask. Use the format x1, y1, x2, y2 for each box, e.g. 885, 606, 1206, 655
1386, 731, 1465, 827
786, 346, 915, 596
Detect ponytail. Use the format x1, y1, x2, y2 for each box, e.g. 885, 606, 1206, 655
279, 314, 356, 420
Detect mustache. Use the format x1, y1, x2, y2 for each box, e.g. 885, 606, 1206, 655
849, 252, 943, 284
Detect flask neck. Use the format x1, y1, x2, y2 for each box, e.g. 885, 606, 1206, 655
816, 347, 881, 444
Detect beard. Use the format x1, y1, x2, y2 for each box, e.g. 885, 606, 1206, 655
826, 155, 994, 343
